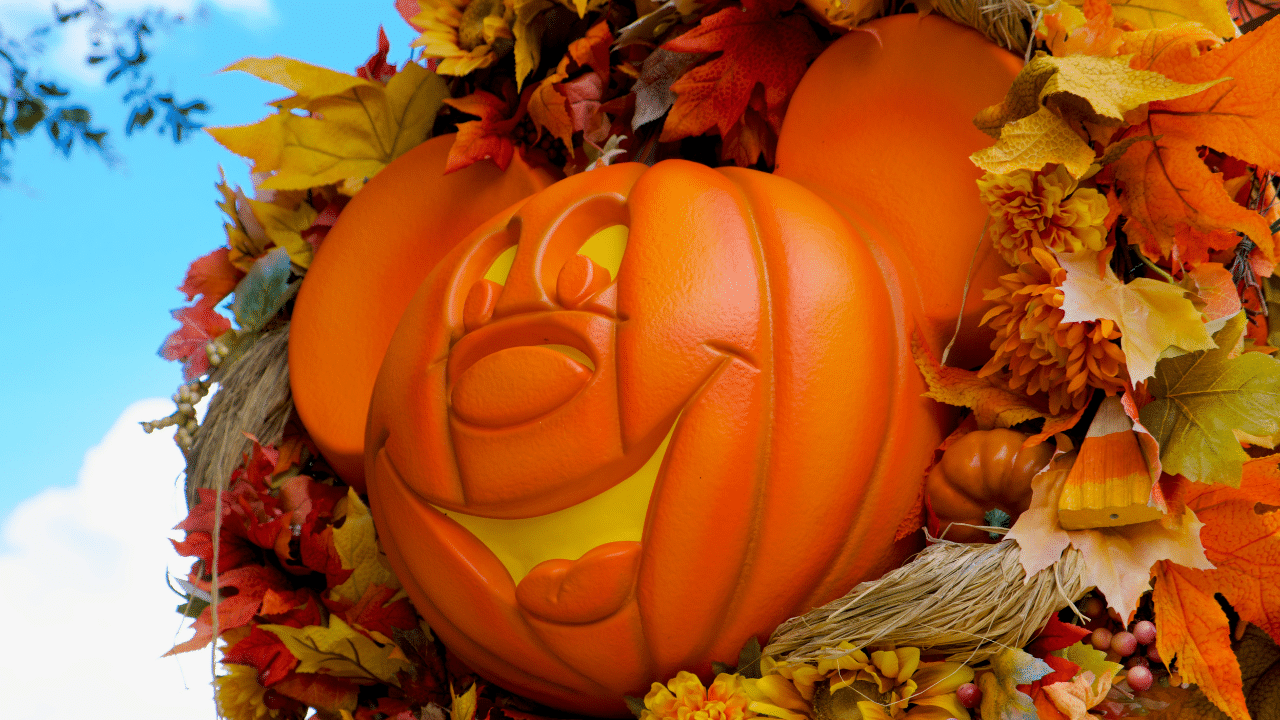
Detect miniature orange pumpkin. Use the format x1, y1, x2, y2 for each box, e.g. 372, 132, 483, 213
926, 429, 1054, 543
775, 14, 1021, 369
364, 160, 952, 714
289, 134, 558, 488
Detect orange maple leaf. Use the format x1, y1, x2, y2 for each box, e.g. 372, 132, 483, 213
443, 90, 524, 173
1113, 18, 1280, 264
659, 0, 823, 166
1152, 454, 1280, 720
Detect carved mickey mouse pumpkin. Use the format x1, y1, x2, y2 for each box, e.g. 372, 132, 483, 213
290, 14, 1022, 717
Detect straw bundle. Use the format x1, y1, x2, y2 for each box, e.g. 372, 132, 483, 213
183, 324, 293, 507
926, 0, 1037, 54
766, 539, 1089, 665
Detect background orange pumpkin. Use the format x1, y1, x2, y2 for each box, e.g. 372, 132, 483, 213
289, 134, 558, 488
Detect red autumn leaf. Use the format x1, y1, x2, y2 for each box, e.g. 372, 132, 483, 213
567, 20, 613, 77
158, 303, 232, 380
168, 563, 289, 654
1114, 18, 1280, 264
341, 584, 420, 637
272, 670, 362, 714
301, 523, 353, 588
260, 587, 326, 628
1027, 616, 1093, 657
224, 626, 300, 686
660, 0, 822, 165
357, 27, 396, 84
445, 90, 523, 173
179, 247, 241, 309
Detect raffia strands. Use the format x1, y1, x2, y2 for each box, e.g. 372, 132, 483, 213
765, 540, 1089, 665
922, 0, 1036, 54
184, 324, 293, 508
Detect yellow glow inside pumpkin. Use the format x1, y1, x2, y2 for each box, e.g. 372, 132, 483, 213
484, 245, 518, 285
434, 423, 671, 583
577, 224, 628, 279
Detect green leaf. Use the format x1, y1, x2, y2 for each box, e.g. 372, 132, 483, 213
1056, 641, 1123, 692
1139, 313, 1280, 486
736, 636, 763, 679
231, 247, 294, 332
979, 647, 1053, 720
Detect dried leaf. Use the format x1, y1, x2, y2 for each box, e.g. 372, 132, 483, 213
912, 333, 1066, 429
261, 615, 412, 685
1057, 250, 1215, 382
330, 489, 401, 605
971, 106, 1096, 178
1065, 0, 1238, 38
1139, 313, 1280, 486
632, 48, 704, 130
1114, 19, 1280, 263
209, 60, 447, 191
444, 91, 521, 172
659, 0, 822, 165
979, 647, 1054, 720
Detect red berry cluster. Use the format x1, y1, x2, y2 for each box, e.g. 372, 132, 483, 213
1080, 595, 1161, 693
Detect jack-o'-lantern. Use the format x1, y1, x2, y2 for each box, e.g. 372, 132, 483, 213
364, 160, 954, 714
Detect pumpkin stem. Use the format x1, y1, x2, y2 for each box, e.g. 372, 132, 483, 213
984, 508, 1013, 539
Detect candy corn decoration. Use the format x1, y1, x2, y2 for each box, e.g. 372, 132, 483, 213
1058, 396, 1164, 529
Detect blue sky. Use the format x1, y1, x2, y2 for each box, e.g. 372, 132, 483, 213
0, 3, 421, 715
0, 1, 418, 519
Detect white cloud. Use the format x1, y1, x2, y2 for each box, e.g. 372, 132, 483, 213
0, 399, 216, 719
0, 0, 272, 19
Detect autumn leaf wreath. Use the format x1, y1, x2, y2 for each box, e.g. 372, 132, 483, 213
153, 0, 1280, 719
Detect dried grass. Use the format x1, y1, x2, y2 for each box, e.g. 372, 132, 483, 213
911, 0, 1038, 53
766, 538, 1089, 665
183, 324, 293, 507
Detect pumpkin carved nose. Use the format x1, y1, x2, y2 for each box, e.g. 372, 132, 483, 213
451, 345, 592, 427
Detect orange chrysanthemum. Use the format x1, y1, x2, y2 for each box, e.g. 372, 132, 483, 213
642, 672, 756, 720
979, 166, 1110, 266
978, 248, 1126, 414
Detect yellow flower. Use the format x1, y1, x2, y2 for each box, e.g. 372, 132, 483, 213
978, 248, 1126, 414
410, 0, 514, 76
782, 644, 974, 720
215, 663, 282, 720
642, 671, 755, 720
979, 166, 1110, 266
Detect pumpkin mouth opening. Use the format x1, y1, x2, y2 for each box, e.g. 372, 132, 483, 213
383, 422, 674, 585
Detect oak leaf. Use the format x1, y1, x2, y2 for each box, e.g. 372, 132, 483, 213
1114, 19, 1280, 263
1057, 249, 1215, 382
1138, 313, 1280, 486
167, 564, 289, 654
261, 615, 412, 685
1006, 448, 1212, 621
659, 0, 822, 166
208, 59, 447, 191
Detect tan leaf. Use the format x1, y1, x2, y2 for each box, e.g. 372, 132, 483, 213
971, 106, 1096, 178
330, 489, 400, 605
1057, 250, 1215, 382
261, 615, 412, 684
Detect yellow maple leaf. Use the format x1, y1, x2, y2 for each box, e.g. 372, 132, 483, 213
1057, 250, 1215, 382
330, 489, 401, 605
207, 59, 447, 191
1006, 447, 1212, 622
972, 53, 1223, 177
452, 683, 478, 720
513, 0, 554, 89
260, 615, 412, 684
215, 176, 317, 271
1071, 0, 1238, 39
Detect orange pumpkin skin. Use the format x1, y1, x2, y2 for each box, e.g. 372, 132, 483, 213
775, 14, 1022, 370
289, 135, 558, 488
364, 160, 949, 714
925, 429, 1054, 543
